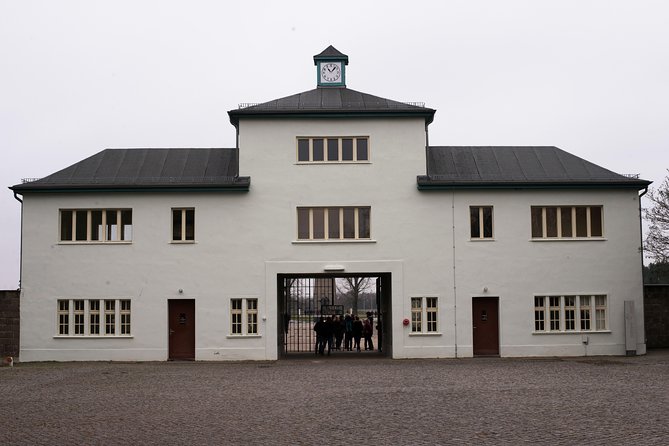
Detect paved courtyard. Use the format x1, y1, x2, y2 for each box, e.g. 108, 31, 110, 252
1, 351, 668, 445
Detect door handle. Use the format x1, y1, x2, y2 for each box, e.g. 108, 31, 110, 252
169, 329, 175, 335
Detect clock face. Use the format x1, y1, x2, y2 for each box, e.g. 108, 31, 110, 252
320, 62, 342, 83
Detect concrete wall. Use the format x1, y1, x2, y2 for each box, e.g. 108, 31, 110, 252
0, 290, 20, 358
644, 284, 669, 348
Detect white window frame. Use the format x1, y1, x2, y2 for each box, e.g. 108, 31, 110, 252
171, 208, 196, 243
59, 209, 132, 243
533, 294, 608, 334
409, 296, 440, 335
530, 206, 604, 240
296, 206, 372, 241
296, 136, 370, 163
55, 299, 132, 337
469, 206, 494, 240
228, 297, 260, 337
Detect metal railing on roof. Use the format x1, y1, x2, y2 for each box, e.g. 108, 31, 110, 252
238, 103, 261, 109
622, 174, 640, 179
22, 178, 40, 183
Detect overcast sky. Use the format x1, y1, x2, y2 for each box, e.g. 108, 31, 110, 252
1, 0, 668, 289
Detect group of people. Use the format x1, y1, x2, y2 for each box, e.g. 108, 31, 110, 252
313, 312, 376, 355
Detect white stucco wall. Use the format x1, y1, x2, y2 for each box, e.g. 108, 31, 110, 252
17, 115, 646, 361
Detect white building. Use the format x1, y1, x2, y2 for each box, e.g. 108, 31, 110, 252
11, 46, 650, 361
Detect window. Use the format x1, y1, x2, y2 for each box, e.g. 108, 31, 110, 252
296, 137, 370, 162
56, 299, 131, 337
410, 297, 439, 334
172, 208, 195, 241
230, 298, 259, 336
534, 295, 607, 333
60, 209, 132, 242
297, 207, 371, 240
470, 206, 493, 239
531, 206, 603, 239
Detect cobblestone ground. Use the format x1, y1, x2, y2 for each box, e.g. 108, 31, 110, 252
1, 351, 668, 445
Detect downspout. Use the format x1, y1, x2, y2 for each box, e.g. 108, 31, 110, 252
13, 191, 23, 289
452, 191, 458, 358
638, 186, 648, 347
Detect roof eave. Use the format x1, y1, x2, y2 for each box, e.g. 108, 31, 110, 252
229, 109, 436, 126
416, 177, 652, 191
10, 177, 251, 194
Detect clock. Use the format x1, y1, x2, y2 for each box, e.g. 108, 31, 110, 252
320, 62, 342, 83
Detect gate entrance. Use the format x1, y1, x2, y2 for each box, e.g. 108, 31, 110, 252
278, 273, 392, 357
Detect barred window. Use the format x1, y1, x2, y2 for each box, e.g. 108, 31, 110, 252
56, 299, 131, 337
534, 295, 607, 333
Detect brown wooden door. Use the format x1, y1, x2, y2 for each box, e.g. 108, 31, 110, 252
168, 299, 195, 360
472, 297, 499, 356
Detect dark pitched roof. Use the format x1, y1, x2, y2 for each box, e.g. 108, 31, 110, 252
11, 148, 250, 193
229, 87, 435, 125
313, 45, 349, 64
417, 146, 650, 190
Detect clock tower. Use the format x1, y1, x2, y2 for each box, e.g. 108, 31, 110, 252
314, 45, 348, 88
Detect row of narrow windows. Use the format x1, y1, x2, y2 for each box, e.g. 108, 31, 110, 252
58, 205, 605, 243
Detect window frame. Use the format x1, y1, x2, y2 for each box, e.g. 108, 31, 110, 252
530, 206, 604, 240
469, 206, 494, 240
59, 209, 132, 243
55, 299, 132, 337
296, 136, 370, 163
409, 296, 440, 335
533, 294, 608, 334
228, 297, 260, 337
171, 208, 196, 243
296, 206, 372, 242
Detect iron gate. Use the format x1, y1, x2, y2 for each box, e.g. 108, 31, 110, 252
282, 277, 338, 353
